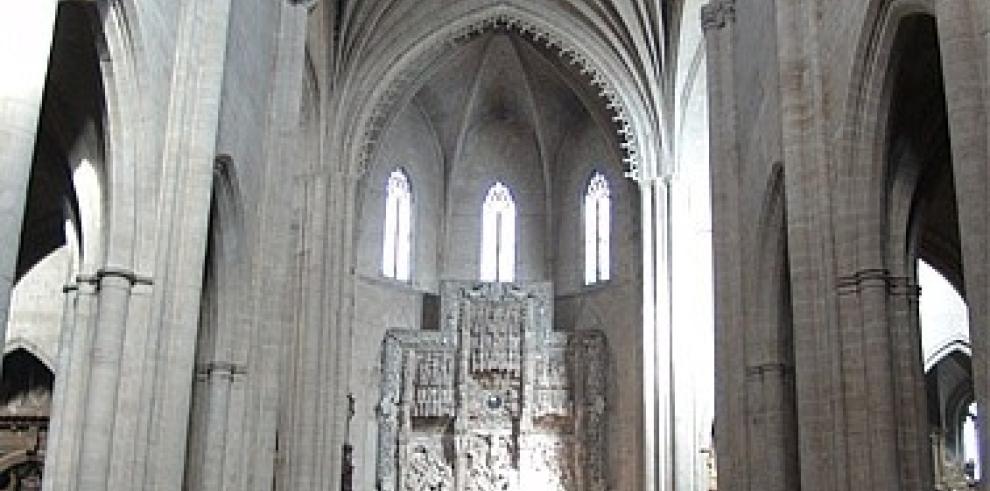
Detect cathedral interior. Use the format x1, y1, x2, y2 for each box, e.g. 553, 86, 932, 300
0, 0, 987, 490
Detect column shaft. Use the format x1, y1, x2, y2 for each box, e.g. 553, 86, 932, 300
640, 179, 657, 491
200, 369, 233, 491
76, 271, 134, 491
44, 277, 99, 491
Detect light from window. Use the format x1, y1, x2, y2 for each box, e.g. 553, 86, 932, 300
584, 172, 611, 284
963, 402, 981, 481
480, 182, 515, 282
382, 169, 412, 281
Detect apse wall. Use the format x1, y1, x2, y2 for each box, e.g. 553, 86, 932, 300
350, 101, 444, 487
346, 31, 644, 490
355, 103, 443, 291
551, 116, 643, 490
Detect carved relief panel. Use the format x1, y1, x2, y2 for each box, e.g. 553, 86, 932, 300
377, 282, 607, 491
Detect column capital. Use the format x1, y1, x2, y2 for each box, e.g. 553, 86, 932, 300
96, 267, 153, 286
701, 0, 736, 32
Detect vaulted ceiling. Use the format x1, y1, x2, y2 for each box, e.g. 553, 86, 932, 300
305, 0, 679, 179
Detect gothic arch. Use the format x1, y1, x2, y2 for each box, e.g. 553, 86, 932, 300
839, 0, 936, 276
88, 0, 149, 272
184, 155, 249, 489
340, 4, 657, 181
834, 5, 972, 487
3, 339, 55, 374
747, 163, 799, 490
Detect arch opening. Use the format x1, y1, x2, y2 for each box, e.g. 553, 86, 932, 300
349, 28, 644, 491
880, 13, 972, 488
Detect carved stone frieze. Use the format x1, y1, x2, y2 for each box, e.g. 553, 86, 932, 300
377, 282, 608, 490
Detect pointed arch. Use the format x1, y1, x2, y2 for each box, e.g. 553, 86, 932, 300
480, 182, 515, 282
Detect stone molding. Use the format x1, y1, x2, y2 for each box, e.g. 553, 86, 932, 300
196, 361, 248, 378
745, 362, 791, 377
836, 268, 918, 296
75, 268, 153, 288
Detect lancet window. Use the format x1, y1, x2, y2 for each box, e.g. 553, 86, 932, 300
382, 168, 412, 281
480, 182, 516, 282
584, 172, 611, 284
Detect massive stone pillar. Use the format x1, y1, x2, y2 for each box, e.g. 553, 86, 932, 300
239, 4, 310, 489
703, 2, 748, 490
933, 0, 990, 482
0, 0, 59, 352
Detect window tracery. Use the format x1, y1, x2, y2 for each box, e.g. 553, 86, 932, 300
481, 182, 515, 282
584, 172, 611, 285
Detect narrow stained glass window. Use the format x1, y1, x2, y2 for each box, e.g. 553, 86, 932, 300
584, 172, 611, 285
382, 169, 411, 281
480, 182, 515, 282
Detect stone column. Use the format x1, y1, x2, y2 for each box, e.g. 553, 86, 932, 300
773, 0, 843, 489
889, 276, 931, 489
43, 281, 80, 491
286, 171, 330, 490
639, 177, 657, 491
76, 268, 139, 491
43, 274, 99, 491
653, 178, 673, 491
0, 0, 59, 354
198, 362, 240, 490
141, 0, 233, 487
241, 4, 310, 488
702, 2, 747, 490
933, 0, 990, 482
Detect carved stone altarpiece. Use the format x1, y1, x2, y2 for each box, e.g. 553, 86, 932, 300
377, 282, 608, 491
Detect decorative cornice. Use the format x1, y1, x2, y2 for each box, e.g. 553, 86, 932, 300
97, 267, 153, 286
701, 0, 736, 32
357, 11, 641, 180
